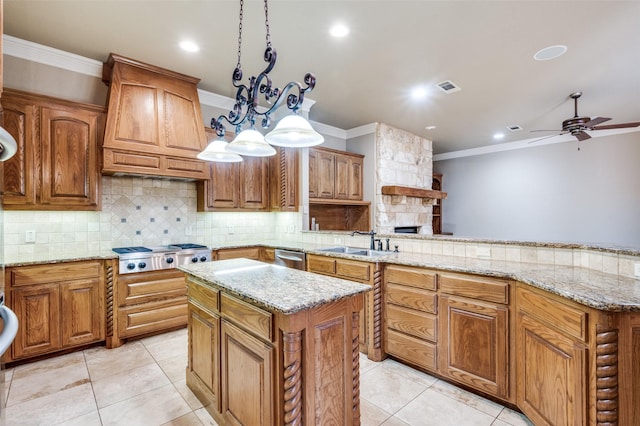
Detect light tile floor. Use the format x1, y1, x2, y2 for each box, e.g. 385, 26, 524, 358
2, 328, 533, 426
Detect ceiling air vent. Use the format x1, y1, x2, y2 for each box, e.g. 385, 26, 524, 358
436, 80, 461, 94
507, 125, 523, 132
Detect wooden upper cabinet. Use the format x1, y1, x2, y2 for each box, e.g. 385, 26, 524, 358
269, 147, 298, 212
1, 89, 103, 210
1, 97, 37, 206
102, 53, 207, 180
197, 130, 269, 211
309, 147, 364, 201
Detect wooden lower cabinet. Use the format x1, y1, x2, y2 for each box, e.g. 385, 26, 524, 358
515, 285, 588, 426
5, 261, 105, 362
439, 294, 509, 399
221, 320, 274, 426
186, 273, 363, 425
213, 246, 261, 261
384, 265, 438, 372
188, 301, 221, 413
109, 268, 187, 347
307, 254, 381, 360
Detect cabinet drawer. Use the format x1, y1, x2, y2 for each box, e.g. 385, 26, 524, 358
386, 283, 437, 314
118, 269, 186, 306
307, 255, 336, 275
439, 273, 509, 305
118, 298, 188, 338
220, 293, 272, 341
10, 261, 101, 286
387, 304, 436, 342
517, 286, 587, 341
386, 328, 436, 371
187, 278, 220, 313
216, 247, 260, 261
385, 265, 437, 290
336, 259, 371, 282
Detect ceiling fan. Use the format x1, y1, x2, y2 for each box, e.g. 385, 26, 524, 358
531, 92, 640, 143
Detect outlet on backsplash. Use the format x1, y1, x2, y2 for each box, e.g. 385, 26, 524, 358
25, 230, 36, 243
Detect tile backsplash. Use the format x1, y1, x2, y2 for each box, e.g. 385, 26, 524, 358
4, 176, 301, 256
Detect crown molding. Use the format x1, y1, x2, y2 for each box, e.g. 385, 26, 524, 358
346, 123, 378, 139
3, 35, 103, 77
309, 121, 346, 139
433, 127, 640, 161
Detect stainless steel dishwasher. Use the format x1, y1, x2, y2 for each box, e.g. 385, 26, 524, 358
274, 249, 306, 270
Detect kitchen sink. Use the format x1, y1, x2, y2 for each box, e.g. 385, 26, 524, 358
317, 247, 390, 257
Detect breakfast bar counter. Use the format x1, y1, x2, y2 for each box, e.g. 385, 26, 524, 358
179, 258, 370, 426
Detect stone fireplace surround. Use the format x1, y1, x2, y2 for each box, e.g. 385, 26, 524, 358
374, 123, 435, 234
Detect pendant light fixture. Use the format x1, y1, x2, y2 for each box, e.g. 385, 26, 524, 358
0, 126, 18, 162
201, 0, 323, 162
197, 138, 243, 162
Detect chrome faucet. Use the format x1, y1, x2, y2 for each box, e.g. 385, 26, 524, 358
351, 230, 377, 250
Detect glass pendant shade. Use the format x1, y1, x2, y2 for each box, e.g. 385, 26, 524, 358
197, 139, 243, 162
226, 128, 276, 157
0, 126, 18, 162
264, 114, 324, 147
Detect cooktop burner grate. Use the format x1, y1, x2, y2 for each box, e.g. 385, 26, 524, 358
112, 246, 152, 254
170, 243, 208, 249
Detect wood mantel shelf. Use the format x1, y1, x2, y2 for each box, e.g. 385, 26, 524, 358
381, 185, 448, 200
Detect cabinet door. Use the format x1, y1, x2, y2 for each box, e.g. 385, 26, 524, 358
348, 156, 364, 200
60, 279, 104, 347
205, 162, 240, 209
308, 148, 320, 198
516, 312, 586, 426
221, 320, 274, 426
438, 295, 509, 399
334, 153, 350, 199
269, 147, 298, 211
40, 106, 101, 209
1, 97, 38, 207
12, 285, 61, 359
239, 157, 268, 209
316, 150, 335, 198
188, 303, 220, 411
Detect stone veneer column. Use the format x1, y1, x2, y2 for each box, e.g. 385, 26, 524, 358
375, 123, 434, 234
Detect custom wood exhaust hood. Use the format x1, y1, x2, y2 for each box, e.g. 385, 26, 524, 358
101, 53, 208, 180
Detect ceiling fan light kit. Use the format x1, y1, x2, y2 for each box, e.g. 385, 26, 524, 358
202, 0, 323, 161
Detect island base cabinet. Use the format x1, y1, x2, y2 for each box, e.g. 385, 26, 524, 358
186, 303, 220, 412
185, 273, 365, 426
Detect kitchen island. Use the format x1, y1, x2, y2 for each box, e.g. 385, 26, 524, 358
179, 258, 370, 426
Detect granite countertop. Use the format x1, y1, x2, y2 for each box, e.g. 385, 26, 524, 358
5, 239, 639, 312
179, 258, 371, 314
3, 248, 118, 267
300, 249, 640, 312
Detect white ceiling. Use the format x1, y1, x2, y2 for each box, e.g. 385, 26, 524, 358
4, 1, 640, 154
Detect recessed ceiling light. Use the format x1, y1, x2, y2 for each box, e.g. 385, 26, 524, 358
179, 41, 200, 52
330, 24, 350, 38
493, 132, 505, 140
534, 45, 567, 61
425, 125, 437, 131
411, 86, 428, 100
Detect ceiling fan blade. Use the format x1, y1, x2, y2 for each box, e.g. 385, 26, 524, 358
575, 131, 591, 141
584, 116, 611, 127
591, 121, 640, 130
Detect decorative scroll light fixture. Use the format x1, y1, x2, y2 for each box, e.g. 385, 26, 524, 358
200, 0, 324, 161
